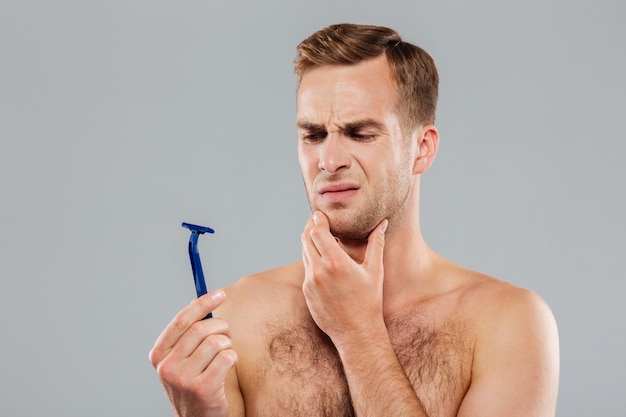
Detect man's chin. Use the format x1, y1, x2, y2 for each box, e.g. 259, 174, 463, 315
314, 207, 377, 240
328, 222, 373, 241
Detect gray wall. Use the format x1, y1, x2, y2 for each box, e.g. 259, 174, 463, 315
1, 1, 624, 415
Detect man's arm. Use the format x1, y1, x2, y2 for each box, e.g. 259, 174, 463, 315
301, 212, 429, 416
457, 289, 560, 416
332, 321, 430, 416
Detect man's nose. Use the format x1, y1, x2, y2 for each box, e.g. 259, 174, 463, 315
318, 136, 351, 174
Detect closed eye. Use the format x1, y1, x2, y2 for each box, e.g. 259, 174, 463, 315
345, 119, 383, 142
301, 130, 327, 143
349, 132, 375, 142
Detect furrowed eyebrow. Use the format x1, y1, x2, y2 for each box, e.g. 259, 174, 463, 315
296, 119, 385, 132
296, 121, 325, 131
344, 119, 385, 132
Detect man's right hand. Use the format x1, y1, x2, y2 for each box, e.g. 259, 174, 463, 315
149, 290, 238, 417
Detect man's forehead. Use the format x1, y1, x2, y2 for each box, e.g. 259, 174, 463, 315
296, 58, 397, 124
298, 58, 395, 99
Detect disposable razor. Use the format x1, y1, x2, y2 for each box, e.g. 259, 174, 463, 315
182, 222, 215, 319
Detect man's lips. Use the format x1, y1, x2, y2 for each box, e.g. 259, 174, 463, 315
319, 183, 360, 194
318, 183, 360, 203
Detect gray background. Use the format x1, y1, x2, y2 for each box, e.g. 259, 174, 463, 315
1, 0, 624, 416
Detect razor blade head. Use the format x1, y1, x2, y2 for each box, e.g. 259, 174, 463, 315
182, 222, 215, 234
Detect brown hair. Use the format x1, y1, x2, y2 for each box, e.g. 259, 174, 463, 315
295, 23, 439, 132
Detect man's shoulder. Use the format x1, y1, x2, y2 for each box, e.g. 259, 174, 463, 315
451, 268, 557, 355
227, 261, 304, 298
214, 261, 310, 375
459, 269, 553, 322
400, 259, 555, 338
214, 261, 306, 325
451, 268, 560, 413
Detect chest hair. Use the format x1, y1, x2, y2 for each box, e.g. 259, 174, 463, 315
253, 313, 472, 417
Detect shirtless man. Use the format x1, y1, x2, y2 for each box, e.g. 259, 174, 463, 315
149, 24, 560, 417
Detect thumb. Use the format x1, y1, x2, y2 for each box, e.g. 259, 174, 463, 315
364, 219, 388, 267
195, 289, 226, 318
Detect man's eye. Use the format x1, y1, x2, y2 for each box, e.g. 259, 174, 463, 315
302, 132, 326, 142
351, 133, 375, 141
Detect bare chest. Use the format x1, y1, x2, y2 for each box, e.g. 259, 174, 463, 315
243, 314, 473, 417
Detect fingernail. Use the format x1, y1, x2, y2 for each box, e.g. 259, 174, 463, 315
381, 219, 389, 233
209, 289, 225, 302
313, 211, 321, 222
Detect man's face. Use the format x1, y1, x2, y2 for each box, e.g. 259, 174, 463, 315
296, 55, 417, 240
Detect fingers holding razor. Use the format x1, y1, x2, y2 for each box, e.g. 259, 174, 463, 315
149, 289, 238, 416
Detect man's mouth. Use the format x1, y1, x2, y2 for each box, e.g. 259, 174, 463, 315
318, 183, 360, 203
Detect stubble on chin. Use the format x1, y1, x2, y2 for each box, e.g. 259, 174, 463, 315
329, 226, 370, 242
323, 208, 381, 242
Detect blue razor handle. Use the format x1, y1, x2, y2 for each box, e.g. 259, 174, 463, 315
182, 222, 215, 319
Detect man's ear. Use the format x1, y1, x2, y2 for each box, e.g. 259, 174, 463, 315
413, 125, 439, 174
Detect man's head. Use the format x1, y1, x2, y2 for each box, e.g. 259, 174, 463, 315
294, 23, 439, 134
295, 24, 440, 241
